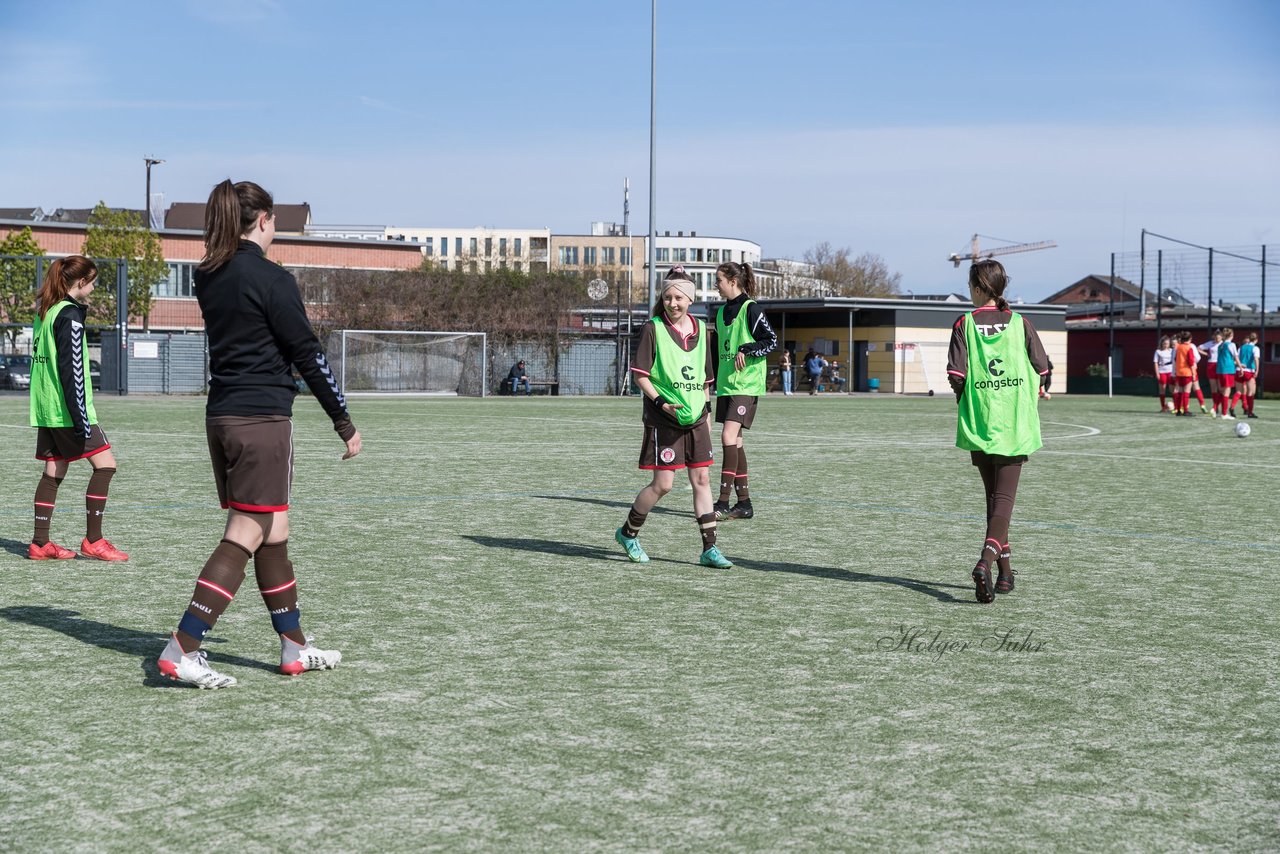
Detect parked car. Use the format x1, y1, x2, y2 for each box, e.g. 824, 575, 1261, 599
0, 354, 33, 390
90, 359, 102, 391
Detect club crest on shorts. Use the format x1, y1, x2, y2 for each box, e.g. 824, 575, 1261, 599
736, 405, 746, 416
659, 447, 676, 464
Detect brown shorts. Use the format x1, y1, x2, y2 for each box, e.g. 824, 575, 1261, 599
36, 425, 111, 462
715, 395, 759, 429
206, 415, 293, 513
639, 419, 714, 471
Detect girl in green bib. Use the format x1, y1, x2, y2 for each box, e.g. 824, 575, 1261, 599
711, 262, 776, 522
28, 255, 129, 562
946, 260, 1051, 603
616, 267, 733, 569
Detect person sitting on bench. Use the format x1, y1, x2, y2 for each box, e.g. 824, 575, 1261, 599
508, 360, 531, 395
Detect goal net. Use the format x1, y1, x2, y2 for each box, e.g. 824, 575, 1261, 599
330, 330, 488, 396
891, 341, 948, 396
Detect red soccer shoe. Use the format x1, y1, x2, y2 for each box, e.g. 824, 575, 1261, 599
80, 537, 129, 562
29, 541, 77, 560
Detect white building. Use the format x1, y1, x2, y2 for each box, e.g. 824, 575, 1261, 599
652, 230, 769, 301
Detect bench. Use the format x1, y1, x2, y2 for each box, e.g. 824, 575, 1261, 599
528, 379, 559, 396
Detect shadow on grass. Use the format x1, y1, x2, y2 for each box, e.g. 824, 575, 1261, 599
0, 606, 276, 688
463, 535, 686, 567
1, 536, 35, 558
463, 536, 970, 603
531, 494, 684, 516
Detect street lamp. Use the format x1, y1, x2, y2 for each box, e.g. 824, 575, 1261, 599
144, 157, 164, 230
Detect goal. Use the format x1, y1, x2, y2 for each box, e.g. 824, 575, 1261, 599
891, 341, 948, 396
330, 330, 488, 396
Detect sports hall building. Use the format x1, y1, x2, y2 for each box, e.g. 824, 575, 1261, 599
701, 296, 1068, 396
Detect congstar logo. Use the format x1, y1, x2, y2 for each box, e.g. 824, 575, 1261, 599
987, 358, 1004, 377
681, 365, 695, 381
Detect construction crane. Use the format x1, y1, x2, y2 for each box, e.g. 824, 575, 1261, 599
949, 234, 1057, 267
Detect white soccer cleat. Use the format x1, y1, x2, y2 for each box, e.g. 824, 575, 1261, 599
157, 633, 237, 689
280, 636, 342, 676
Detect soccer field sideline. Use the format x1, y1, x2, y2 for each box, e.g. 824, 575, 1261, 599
0, 394, 1276, 852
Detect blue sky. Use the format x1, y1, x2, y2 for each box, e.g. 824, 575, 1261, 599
1, 0, 1277, 300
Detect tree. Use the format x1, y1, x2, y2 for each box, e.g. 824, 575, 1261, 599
81, 201, 168, 329
803, 242, 903, 298
0, 227, 45, 350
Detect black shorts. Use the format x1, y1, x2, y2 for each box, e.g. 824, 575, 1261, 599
970, 450, 1028, 467
206, 415, 294, 513
36, 425, 111, 462
715, 395, 759, 429
639, 419, 714, 471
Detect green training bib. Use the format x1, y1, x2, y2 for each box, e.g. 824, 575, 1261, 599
956, 311, 1041, 456
649, 317, 707, 427
715, 300, 767, 396
30, 300, 97, 428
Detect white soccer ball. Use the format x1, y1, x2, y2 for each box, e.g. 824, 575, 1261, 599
1234, 421, 1251, 438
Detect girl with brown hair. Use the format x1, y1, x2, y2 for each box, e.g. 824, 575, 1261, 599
28, 255, 128, 562
156, 179, 361, 689
710, 261, 776, 522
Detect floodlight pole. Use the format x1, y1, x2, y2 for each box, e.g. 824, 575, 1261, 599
647, 0, 657, 311
1261, 245, 1268, 395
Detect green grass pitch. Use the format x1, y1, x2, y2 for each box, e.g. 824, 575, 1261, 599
1, 392, 1276, 851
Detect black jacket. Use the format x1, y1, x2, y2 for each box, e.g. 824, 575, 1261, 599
196, 242, 352, 434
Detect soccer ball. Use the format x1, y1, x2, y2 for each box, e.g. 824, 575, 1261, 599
1234, 422, 1251, 438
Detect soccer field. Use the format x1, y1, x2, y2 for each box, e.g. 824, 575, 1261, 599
1, 392, 1276, 852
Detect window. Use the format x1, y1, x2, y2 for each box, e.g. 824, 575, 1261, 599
675, 248, 687, 262
515, 261, 522, 272
455, 237, 463, 256
470, 237, 478, 256
707, 248, 719, 263
485, 260, 491, 272
583, 246, 597, 266
485, 237, 493, 257
500, 260, 508, 269
499, 238, 507, 257
424, 237, 434, 257
156, 262, 195, 297
692, 248, 704, 262
656, 248, 670, 262
620, 247, 631, 265
558, 246, 579, 266
602, 247, 615, 265
441, 237, 449, 256
514, 238, 522, 256
469, 261, 478, 273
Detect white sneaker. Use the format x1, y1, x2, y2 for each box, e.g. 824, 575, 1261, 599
281, 636, 342, 676
1221, 413, 1235, 421
157, 633, 237, 689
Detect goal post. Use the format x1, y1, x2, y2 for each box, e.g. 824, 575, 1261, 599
331, 330, 488, 396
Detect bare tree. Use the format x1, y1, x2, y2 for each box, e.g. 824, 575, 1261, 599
803, 242, 902, 298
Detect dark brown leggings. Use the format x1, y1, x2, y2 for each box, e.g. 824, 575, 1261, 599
973, 454, 1022, 559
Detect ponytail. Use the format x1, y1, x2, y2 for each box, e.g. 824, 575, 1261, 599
716, 261, 755, 297
199, 179, 274, 272
38, 255, 97, 318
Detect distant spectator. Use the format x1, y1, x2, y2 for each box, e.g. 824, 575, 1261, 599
804, 350, 827, 395
779, 349, 794, 396
828, 360, 847, 392
508, 360, 531, 395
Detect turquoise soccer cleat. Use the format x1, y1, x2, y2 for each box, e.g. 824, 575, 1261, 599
615, 527, 650, 563
699, 545, 734, 569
